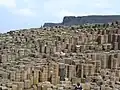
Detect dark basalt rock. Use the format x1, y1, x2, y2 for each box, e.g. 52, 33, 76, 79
43, 15, 120, 27
43, 23, 62, 27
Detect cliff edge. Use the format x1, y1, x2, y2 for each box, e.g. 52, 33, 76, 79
43, 15, 120, 27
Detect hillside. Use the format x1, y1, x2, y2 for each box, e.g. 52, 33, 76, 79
43, 15, 120, 27
0, 22, 120, 89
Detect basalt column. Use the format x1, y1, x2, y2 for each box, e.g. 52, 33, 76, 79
59, 63, 66, 81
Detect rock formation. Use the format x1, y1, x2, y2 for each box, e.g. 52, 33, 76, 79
0, 22, 120, 89
43, 15, 120, 27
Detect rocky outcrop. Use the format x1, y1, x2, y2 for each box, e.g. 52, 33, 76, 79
43, 23, 62, 27
1, 22, 120, 90
43, 15, 120, 27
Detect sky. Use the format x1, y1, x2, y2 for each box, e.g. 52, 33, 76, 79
0, 0, 120, 33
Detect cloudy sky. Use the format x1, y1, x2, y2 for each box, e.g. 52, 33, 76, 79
0, 0, 120, 33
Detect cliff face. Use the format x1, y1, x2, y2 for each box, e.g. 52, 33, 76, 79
62, 16, 82, 26
43, 15, 120, 27
43, 23, 62, 27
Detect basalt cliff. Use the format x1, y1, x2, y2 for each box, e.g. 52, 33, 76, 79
43, 15, 120, 27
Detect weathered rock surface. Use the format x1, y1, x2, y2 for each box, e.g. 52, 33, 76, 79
0, 22, 120, 89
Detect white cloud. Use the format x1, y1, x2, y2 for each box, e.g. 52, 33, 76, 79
93, 0, 110, 8
23, 0, 29, 3
59, 10, 77, 16
43, 0, 109, 11
0, 0, 36, 17
57, 10, 114, 18
23, 0, 38, 9
43, 0, 113, 21
0, 0, 16, 8
14, 8, 36, 17
56, 10, 79, 18
43, 0, 80, 12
